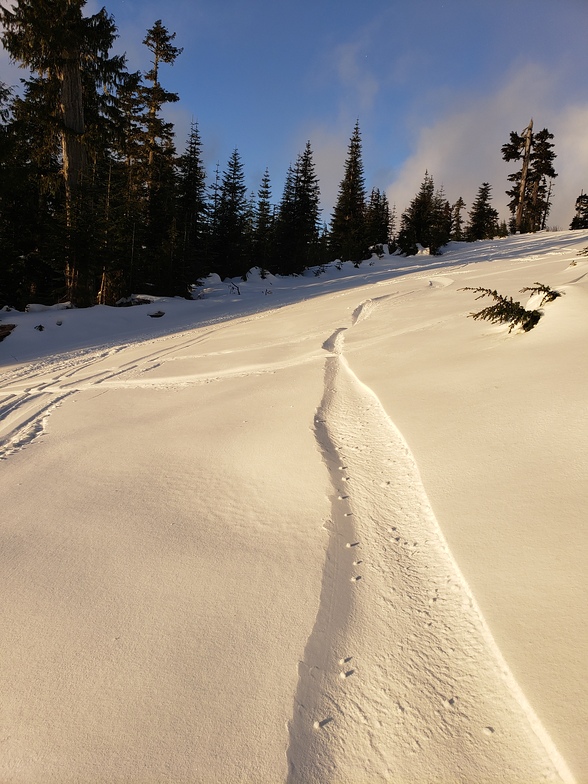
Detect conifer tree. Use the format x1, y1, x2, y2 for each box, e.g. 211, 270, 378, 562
142, 20, 182, 173
502, 121, 557, 233
330, 121, 369, 263
140, 20, 182, 294
466, 183, 499, 241
176, 121, 208, 290
0, 0, 125, 305
274, 142, 321, 275
450, 197, 466, 241
397, 172, 450, 255
570, 191, 588, 230
101, 70, 148, 300
253, 168, 275, 272
208, 149, 249, 280
365, 187, 391, 253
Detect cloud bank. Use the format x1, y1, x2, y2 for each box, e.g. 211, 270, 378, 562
386, 63, 588, 229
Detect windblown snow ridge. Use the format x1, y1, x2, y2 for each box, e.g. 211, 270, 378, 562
287, 299, 574, 783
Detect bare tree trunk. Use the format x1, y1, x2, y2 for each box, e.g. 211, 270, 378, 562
515, 119, 533, 233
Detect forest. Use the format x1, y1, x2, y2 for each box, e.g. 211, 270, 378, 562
0, 0, 585, 310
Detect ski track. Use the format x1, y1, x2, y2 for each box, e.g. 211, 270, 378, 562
0, 317, 328, 458
286, 300, 575, 783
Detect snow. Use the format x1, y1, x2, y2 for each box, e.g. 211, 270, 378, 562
0, 231, 586, 783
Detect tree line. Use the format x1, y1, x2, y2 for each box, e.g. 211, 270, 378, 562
0, 2, 393, 309
0, 1, 584, 311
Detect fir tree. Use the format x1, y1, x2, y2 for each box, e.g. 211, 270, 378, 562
569, 191, 588, 230
252, 168, 275, 272
176, 121, 208, 290
450, 196, 466, 241
208, 149, 249, 280
502, 120, 557, 233
274, 142, 321, 275
330, 121, 369, 263
397, 172, 451, 255
466, 183, 499, 241
140, 20, 182, 294
365, 188, 391, 254
0, 0, 125, 305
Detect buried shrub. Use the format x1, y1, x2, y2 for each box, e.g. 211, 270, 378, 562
460, 286, 542, 332
519, 282, 562, 305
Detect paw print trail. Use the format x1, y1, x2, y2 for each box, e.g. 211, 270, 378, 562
286, 299, 573, 783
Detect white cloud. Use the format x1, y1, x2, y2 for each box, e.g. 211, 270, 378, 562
386, 62, 587, 229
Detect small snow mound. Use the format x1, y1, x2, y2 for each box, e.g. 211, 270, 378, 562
26, 302, 73, 313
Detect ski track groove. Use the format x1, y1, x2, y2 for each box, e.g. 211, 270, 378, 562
0, 329, 225, 458
286, 297, 575, 783
0, 318, 328, 459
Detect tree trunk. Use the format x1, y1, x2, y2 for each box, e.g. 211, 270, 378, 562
515, 119, 533, 233
60, 53, 91, 305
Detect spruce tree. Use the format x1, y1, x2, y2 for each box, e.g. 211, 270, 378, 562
570, 192, 588, 230
330, 121, 369, 263
466, 183, 499, 241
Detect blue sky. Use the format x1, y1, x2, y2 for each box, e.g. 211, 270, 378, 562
2, 0, 588, 227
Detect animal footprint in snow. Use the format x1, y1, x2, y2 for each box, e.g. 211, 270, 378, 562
313, 718, 333, 729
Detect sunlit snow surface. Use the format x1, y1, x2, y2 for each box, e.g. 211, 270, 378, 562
1, 232, 586, 783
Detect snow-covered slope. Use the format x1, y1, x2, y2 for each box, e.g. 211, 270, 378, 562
1, 231, 586, 782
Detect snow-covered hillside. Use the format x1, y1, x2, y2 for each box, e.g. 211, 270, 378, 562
1, 231, 586, 782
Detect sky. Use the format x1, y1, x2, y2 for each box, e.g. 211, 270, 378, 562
2, 0, 588, 228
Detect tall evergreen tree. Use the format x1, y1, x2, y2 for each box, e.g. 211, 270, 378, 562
141, 20, 182, 173
397, 172, 451, 255
450, 196, 466, 241
140, 20, 182, 294
0, 0, 125, 305
502, 120, 557, 233
274, 142, 322, 275
208, 149, 249, 280
252, 168, 275, 272
466, 183, 499, 241
365, 187, 391, 253
330, 121, 369, 263
176, 121, 207, 290
570, 191, 588, 230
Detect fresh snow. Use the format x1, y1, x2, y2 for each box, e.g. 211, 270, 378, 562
0, 231, 586, 783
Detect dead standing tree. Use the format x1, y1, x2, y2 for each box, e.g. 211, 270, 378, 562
515, 119, 533, 233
